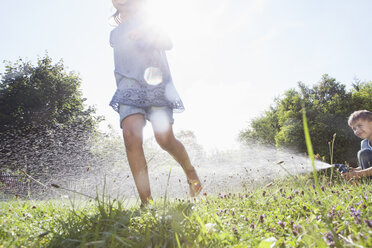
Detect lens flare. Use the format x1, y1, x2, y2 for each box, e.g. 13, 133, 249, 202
150, 108, 170, 133
144, 67, 163, 85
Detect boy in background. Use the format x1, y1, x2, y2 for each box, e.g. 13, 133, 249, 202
342, 110, 372, 180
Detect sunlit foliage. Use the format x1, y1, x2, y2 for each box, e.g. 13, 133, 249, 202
0, 55, 102, 176
239, 74, 372, 165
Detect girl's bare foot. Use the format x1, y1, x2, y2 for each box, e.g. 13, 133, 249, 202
186, 168, 202, 197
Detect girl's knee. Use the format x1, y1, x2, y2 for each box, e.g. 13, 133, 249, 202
122, 115, 145, 148
155, 133, 174, 150
123, 129, 143, 150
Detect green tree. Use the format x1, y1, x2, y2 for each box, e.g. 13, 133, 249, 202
239, 74, 371, 165
0, 55, 102, 176
239, 105, 280, 146
351, 81, 372, 110
0, 55, 97, 132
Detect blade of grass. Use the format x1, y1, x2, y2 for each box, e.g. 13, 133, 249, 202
175, 232, 182, 248
302, 108, 342, 248
329, 133, 336, 181
164, 164, 173, 205
302, 108, 319, 191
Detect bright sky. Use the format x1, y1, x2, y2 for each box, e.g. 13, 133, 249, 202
1, 0, 372, 151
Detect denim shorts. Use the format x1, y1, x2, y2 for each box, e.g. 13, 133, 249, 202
119, 104, 174, 129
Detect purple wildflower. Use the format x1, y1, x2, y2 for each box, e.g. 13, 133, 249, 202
277, 221, 285, 228
293, 224, 302, 233
232, 225, 239, 235
259, 214, 265, 223
364, 219, 372, 228
324, 231, 333, 242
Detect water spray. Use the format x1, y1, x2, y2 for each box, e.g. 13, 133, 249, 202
20, 169, 55, 192
50, 184, 96, 200
20, 169, 96, 200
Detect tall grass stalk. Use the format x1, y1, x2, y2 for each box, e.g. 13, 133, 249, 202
163, 164, 173, 206
302, 108, 343, 248
175, 232, 182, 248
302, 108, 319, 190
329, 133, 336, 181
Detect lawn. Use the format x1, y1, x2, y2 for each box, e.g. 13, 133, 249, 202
1, 173, 371, 247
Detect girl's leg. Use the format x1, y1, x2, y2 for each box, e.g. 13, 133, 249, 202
152, 123, 202, 196
121, 114, 152, 204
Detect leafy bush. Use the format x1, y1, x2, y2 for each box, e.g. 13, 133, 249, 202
0, 55, 102, 177
239, 74, 372, 164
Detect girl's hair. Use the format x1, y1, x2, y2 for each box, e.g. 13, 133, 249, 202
109, 10, 121, 26
110, 0, 147, 26
348, 110, 372, 126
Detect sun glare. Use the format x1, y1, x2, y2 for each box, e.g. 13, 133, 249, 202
144, 0, 179, 32
144, 0, 203, 40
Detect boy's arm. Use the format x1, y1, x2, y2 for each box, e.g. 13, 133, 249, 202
349, 166, 362, 172
342, 167, 372, 180
358, 167, 372, 177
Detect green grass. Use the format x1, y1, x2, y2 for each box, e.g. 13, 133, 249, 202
1, 174, 371, 247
